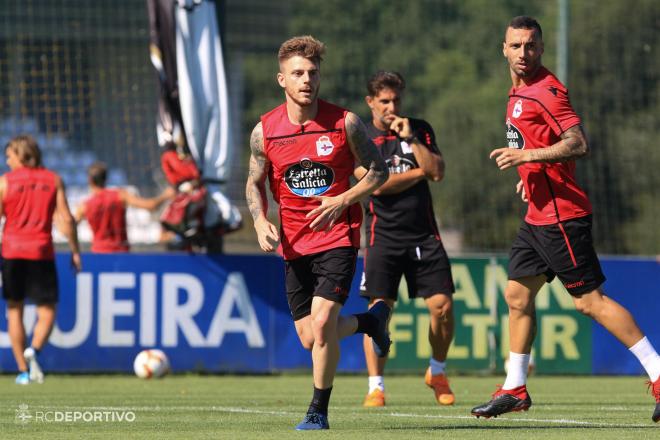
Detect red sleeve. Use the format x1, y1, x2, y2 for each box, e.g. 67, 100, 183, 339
539, 89, 581, 136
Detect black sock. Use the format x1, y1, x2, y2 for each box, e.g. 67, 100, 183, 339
354, 312, 377, 335
32, 347, 40, 355
308, 386, 332, 415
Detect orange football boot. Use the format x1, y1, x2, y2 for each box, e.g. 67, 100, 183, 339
363, 388, 386, 407
425, 367, 455, 405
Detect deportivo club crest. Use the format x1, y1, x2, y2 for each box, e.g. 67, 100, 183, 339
316, 135, 334, 156
285, 158, 335, 197
512, 99, 523, 118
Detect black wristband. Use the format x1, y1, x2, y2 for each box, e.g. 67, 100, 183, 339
403, 134, 417, 143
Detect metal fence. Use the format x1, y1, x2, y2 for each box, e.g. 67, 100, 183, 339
0, 0, 657, 254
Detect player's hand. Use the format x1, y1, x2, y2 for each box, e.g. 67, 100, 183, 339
389, 116, 413, 140
306, 195, 347, 231
516, 179, 528, 202
162, 186, 177, 199
489, 147, 529, 170
71, 252, 82, 272
254, 216, 279, 252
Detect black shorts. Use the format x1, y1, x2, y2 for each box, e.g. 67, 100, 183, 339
508, 215, 605, 296
2, 258, 59, 304
285, 246, 357, 321
360, 236, 455, 301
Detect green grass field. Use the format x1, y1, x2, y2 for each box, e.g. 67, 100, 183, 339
1, 374, 657, 439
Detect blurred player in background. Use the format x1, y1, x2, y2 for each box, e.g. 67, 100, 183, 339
246, 35, 390, 430
159, 146, 209, 251
75, 162, 174, 253
356, 71, 456, 407
471, 16, 660, 423
0, 134, 81, 384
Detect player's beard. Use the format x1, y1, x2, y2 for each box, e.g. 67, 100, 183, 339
287, 86, 319, 107
380, 113, 395, 128
515, 59, 541, 78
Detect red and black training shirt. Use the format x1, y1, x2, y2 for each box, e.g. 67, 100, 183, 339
506, 66, 592, 225
363, 118, 441, 248
261, 99, 362, 260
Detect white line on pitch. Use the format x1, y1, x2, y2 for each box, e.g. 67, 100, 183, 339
385, 411, 649, 428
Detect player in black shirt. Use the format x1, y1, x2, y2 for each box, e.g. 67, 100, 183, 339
355, 71, 456, 407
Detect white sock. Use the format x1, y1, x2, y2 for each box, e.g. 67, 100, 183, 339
502, 352, 530, 390
368, 375, 384, 393
429, 358, 446, 376
629, 336, 660, 382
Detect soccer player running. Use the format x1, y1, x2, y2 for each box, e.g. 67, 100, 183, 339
245, 36, 391, 430
356, 71, 456, 407
0, 135, 82, 384
74, 162, 174, 252
471, 16, 660, 422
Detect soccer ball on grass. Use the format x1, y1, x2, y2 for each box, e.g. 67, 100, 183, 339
133, 349, 170, 379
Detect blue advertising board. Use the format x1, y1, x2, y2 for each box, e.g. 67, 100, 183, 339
593, 258, 660, 375
0, 253, 367, 373
0, 253, 657, 375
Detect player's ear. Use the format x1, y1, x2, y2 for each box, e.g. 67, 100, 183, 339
365, 95, 374, 108
277, 72, 285, 88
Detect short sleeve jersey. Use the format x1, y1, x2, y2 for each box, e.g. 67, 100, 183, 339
261, 99, 362, 260
85, 188, 129, 253
506, 66, 592, 225
2, 167, 58, 260
363, 119, 441, 247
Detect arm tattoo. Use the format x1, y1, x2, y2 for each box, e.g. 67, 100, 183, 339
529, 125, 589, 163
245, 123, 270, 220
345, 112, 388, 185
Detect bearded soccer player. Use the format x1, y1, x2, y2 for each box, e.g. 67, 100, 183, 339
471, 16, 660, 422
245, 35, 391, 430
0, 135, 81, 385
356, 71, 456, 408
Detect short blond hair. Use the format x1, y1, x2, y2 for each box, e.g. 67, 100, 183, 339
5, 134, 42, 168
278, 35, 325, 65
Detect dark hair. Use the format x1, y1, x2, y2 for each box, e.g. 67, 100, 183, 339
506, 16, 543, 41
88, 162, 107, 187
366, 71, 406, 97
278, 35, 325, 65
5, 134, 42, 168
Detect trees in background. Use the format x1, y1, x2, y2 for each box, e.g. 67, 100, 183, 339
241, 0, 659, 254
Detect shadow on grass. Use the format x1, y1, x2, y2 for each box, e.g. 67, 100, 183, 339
384, 424, 656, 431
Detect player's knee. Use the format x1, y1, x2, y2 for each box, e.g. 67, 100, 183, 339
572, 290, 604, 318
573, 302, 592, 317
430, 298, 453, 320
300, 336, 314, 351
505, 291, 533, 313
296, 328, 315, 350
311, 314, 330, 344
573, 297, 596, 317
